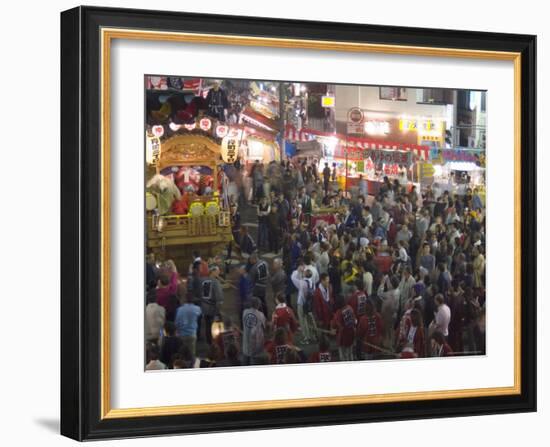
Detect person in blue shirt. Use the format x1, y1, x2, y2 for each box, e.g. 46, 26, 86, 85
344, 206, 358, 228
472, 188, 484, 211
174, 292, 202, 358
290, 233, 302, 272
374, 219, 387, 240
237, 264, 253, 328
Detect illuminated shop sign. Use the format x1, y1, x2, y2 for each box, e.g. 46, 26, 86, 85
364, 120, 390, 135
322, 95, 335, 108
399, 119, 443, 133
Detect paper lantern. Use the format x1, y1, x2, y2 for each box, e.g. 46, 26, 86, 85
145, 136, 161, 165
152, 125, 164, 138
216, 124, 229, 138
169, 122, 181, 131
199, 118, 212, 131
221, 136, 240, 163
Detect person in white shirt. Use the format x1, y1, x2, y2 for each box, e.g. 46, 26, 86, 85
398, 267, 416, 315
431, 293, 451, 337
385, 189, 395, 206
316, 242, 330, 276
145, 344, 167, 370
363, 207, 373, 229
241, 297, 267, 365
447, 223, 462, 249
395, 225, 412, 245
145, 293, 166, 343
291, 266, 316, 344
303, 254, 319, 286
378, 275, 400, 348
379, 208, 391, 230
362, 267, 373, 296
397, 240, 409, 264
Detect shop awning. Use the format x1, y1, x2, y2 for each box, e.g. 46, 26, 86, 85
240, 107, 279, 132
295, 140, 321, 157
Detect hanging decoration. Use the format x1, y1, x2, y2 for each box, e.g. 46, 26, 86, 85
152, 125, 164, 138
199, 118, 212, 131
216, 124, 229, 138
284, 124, 430, 160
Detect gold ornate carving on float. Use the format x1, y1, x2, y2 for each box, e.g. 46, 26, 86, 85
156, 134, 222, 171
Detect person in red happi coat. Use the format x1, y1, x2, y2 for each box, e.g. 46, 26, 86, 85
331, 295, 357, 362
430, 331, 454, 357
214, 316, 242, 360
357, 300, 384, 360
271, 294, 299, 343
398, 308, 426, 358
348, 281, 369, 320
308, 334, 332, 363
267, 327, 296, 364
312, 273, 334, 330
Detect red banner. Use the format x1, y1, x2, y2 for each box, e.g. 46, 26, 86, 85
284, 124, 429, 159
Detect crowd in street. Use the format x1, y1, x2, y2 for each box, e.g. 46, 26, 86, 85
145, 158, 486, 370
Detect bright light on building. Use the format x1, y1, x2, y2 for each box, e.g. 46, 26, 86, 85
365, 121, 390, 135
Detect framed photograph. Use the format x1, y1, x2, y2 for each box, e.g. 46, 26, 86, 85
60, 6, 536, 441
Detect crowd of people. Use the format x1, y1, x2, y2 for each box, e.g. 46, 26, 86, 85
145, 158, 486, 370
222, 81, 251, 125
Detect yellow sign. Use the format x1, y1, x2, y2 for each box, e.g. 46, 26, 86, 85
399, 119, 443, 133
421, 162, 435, 177
322, 95, 335, 107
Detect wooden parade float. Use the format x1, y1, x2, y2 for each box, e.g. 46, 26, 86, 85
146, 132, 233, 268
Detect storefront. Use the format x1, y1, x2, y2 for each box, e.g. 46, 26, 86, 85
428, 148, 486, 198
331, 145, 418, 195
285, 124, 427, 195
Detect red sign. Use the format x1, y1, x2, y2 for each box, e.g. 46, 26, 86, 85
383, 164, 399, 175
183, 78, 201, 90
348, 107, 364, 123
